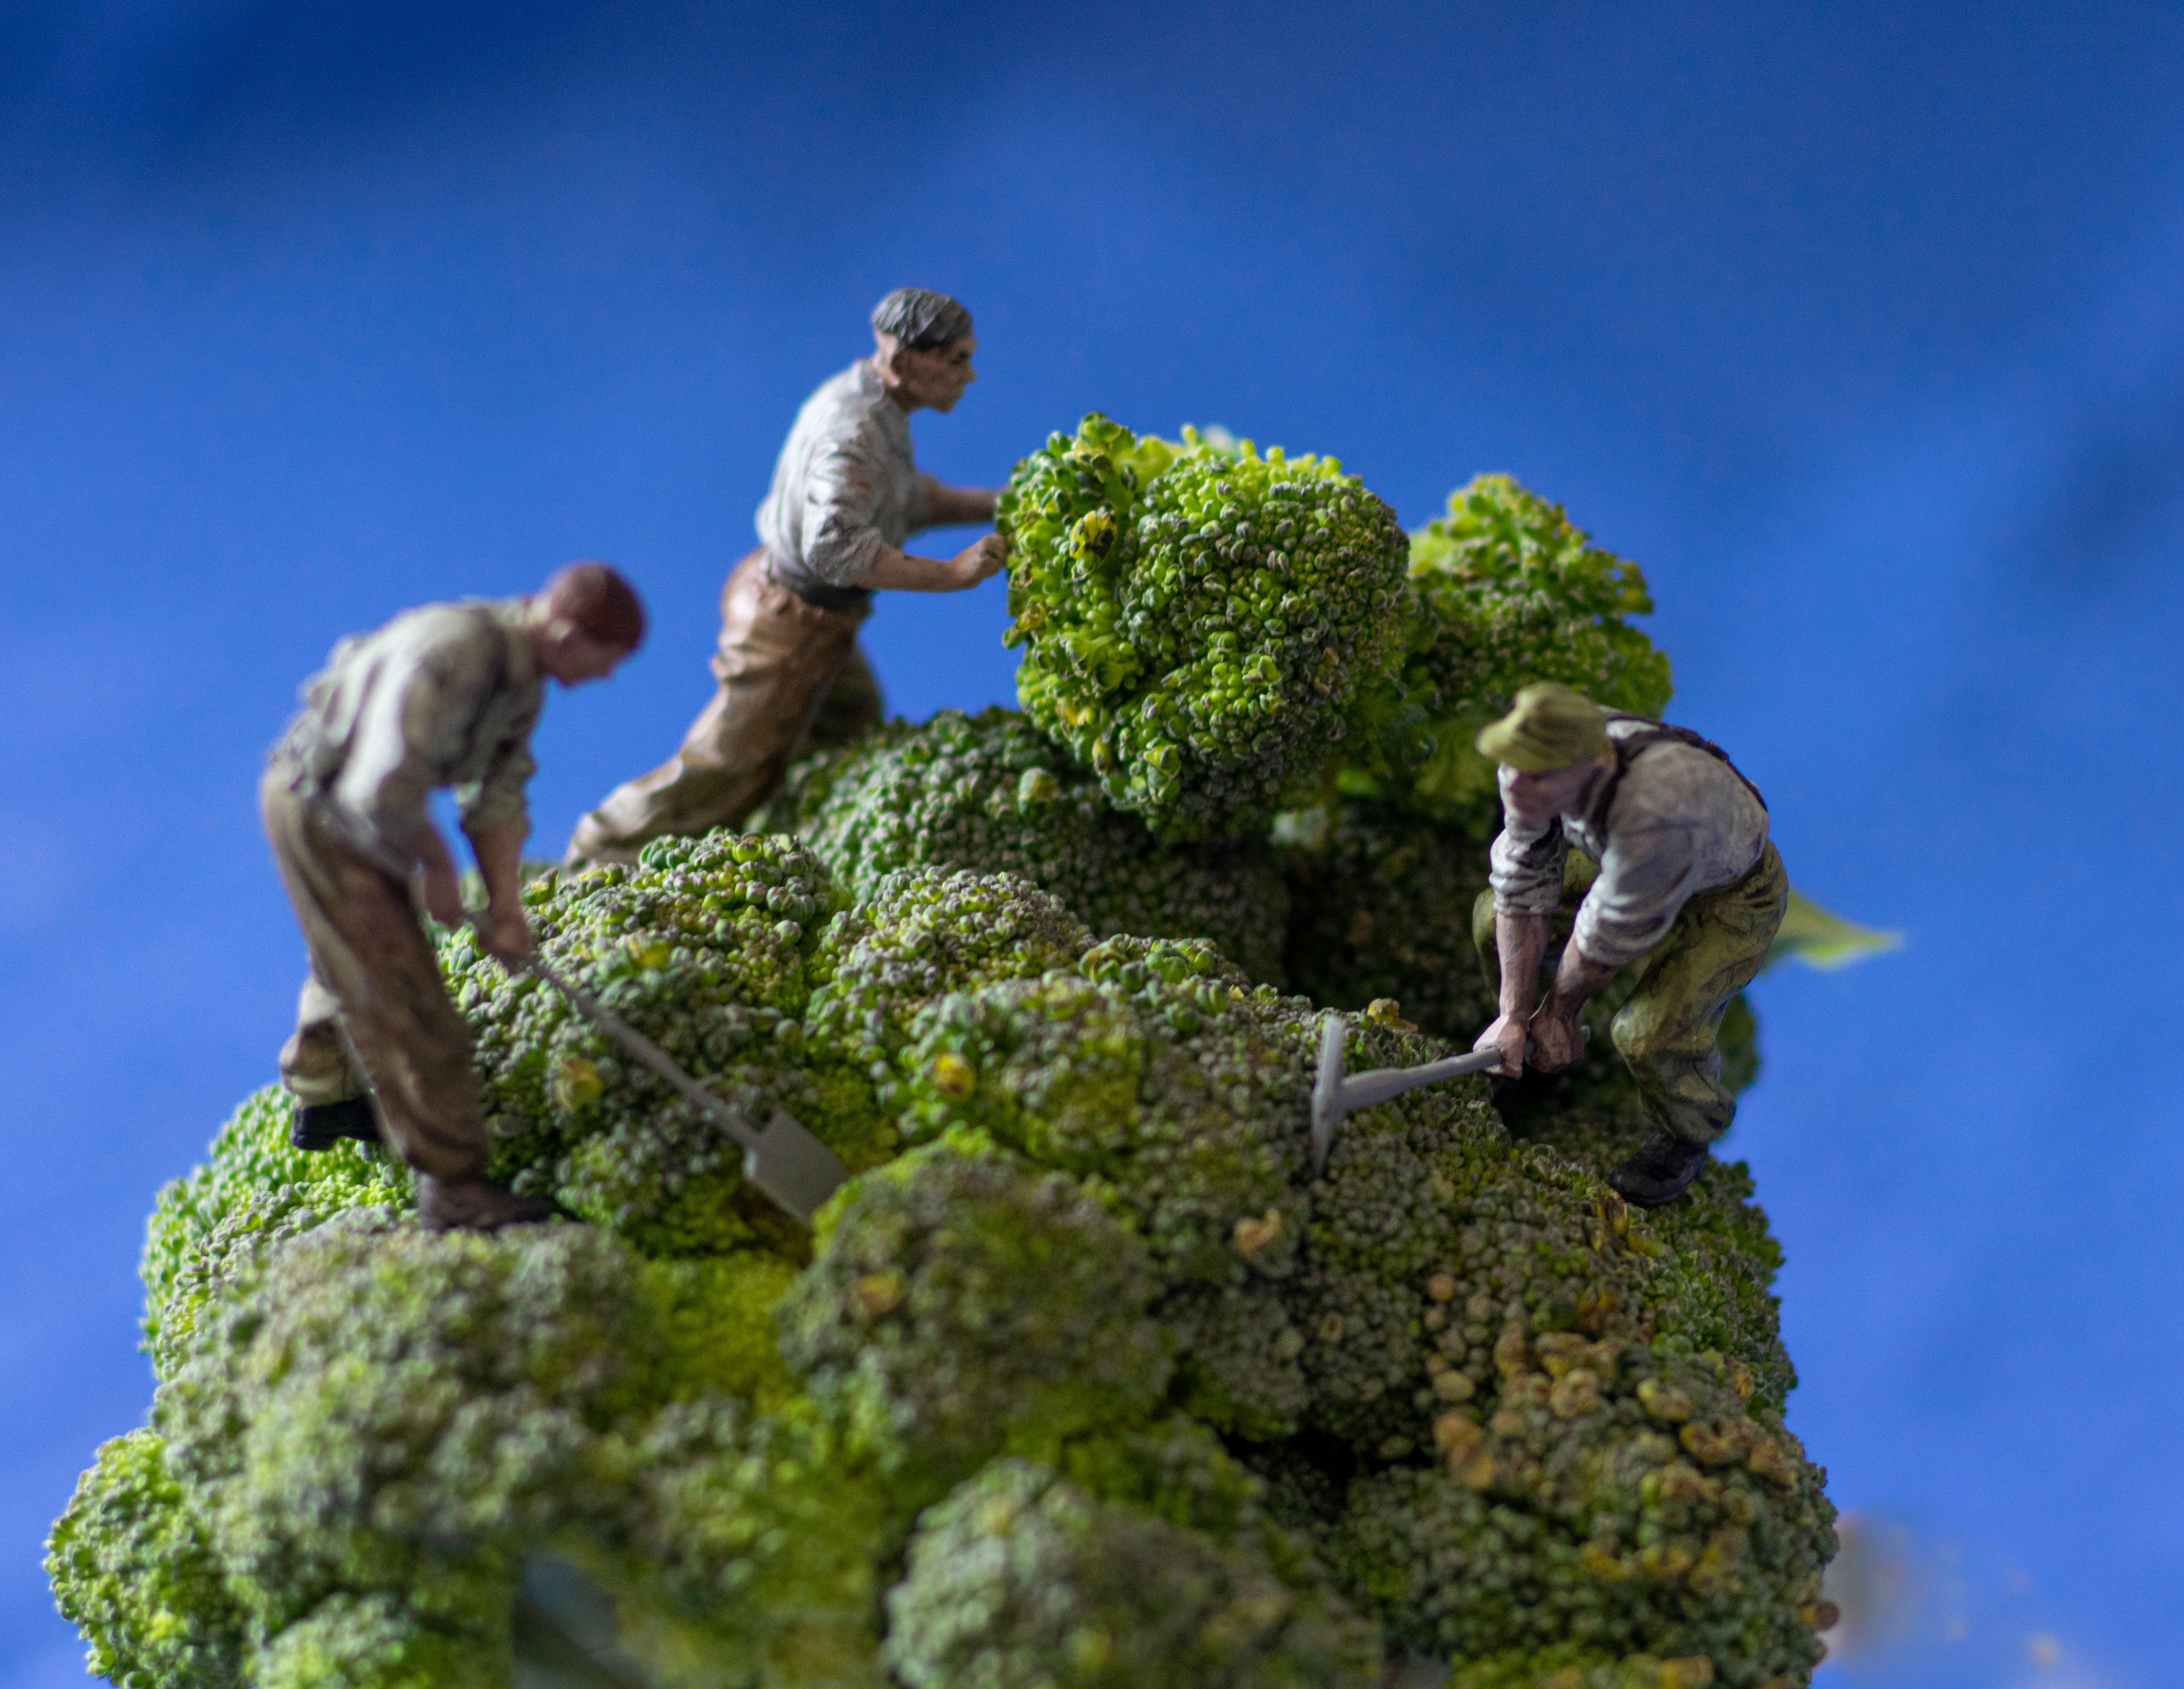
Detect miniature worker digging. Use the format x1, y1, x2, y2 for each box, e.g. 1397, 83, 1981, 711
563, 286, 1007, 865
263, 563, 646, 1231
1472, 682, 1787, 1207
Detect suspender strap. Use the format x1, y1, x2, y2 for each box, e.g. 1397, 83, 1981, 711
1593, 713, 1768, 820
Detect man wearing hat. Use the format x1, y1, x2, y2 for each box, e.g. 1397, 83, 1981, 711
564, 286, 1008, 865
1471, 682, 1787, 1205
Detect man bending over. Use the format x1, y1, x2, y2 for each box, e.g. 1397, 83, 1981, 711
263, 563, 645, 1231
1472, 682, 1787, 1207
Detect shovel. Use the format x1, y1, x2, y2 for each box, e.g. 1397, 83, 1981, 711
492, 928, 848, 1226
1309, 1014, 1505, 1175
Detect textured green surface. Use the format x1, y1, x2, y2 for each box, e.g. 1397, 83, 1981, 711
54, 465, 1832, 1689
999, 415, 1410, 839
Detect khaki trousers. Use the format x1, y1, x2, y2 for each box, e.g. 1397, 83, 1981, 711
564, 550, 882, 864
1472, 843, 1788, 1146
261, 775, 491, 1179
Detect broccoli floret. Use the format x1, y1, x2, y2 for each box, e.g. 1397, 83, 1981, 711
153, 1214, 662, 1680
45, 1428, 244, 1689
804, 865, 1094, 1089
1351, 474, 1674, 833
885, 1453, 1382, 1689
778, 1134, 1170, 1501
895, 946, 1311, 1290
142, 1086, 411, 1377
758, 706, 1291, 983
999, 415, 1410, 840
1329, 1340, 1833, 1689
449, 832, 881, 1259
573, 1398, 892, 1689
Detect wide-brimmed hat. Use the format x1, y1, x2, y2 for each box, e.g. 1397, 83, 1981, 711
1475, 682, 1609, 772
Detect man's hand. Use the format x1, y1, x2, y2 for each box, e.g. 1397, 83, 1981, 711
1526, 1001, 1588, 1073
416, 856, 467, 929
478, 903, 535, 968
948, 533, 1008, 589
1474, 1012, 1530, 1079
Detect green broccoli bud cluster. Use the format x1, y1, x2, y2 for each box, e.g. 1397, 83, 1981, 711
1354, 474, 1674, 832
46, 1429, 244, 1689
999, 415, 1410, 839
779, 1134, 1170, 1499
447, 832, 882, 1258
1330, 1339, 1831, 1689
756, 705, 1291, 983
887, 1451, 1383, 1689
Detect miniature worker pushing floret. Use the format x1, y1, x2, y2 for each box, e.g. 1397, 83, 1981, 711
564, 286, 1008, 865
262, 563, 645, 1231
1472, 682, 1786, 1206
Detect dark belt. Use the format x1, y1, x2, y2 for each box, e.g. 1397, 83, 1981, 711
762, 553, 874, 615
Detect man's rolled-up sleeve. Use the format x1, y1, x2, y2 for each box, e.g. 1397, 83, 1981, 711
1490, 820, 1568, 916
802, 442, 888, 586
1570, 825, 1708, 969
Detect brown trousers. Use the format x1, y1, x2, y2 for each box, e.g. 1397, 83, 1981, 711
564, 550, 883, 864
261, 774, 491, 1179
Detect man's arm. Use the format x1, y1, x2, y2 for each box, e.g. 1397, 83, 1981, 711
858, 534, 1008, 593
1524, 942, 1620, 1073
915, 483, 1001, 528
464, 819, 533, 964
1475, 908, 1550, 1077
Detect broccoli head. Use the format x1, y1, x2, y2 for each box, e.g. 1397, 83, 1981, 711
758, 705, 1291, 983
1355, 474, 1674, 833
999, 415, 1410, 839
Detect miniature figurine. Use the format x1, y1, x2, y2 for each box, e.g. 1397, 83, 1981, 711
262, 563, 646, 1231
1470, 682, 1787, 1206
563, 287, 1008, 865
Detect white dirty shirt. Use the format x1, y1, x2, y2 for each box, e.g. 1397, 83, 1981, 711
756, 358, 941, 596
1489, 720, 1770, 970
273, 600, 544, 873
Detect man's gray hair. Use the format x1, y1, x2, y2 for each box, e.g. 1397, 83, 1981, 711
870, 287, 974, 352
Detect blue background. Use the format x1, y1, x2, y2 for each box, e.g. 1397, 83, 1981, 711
3, 5, 2179, 1684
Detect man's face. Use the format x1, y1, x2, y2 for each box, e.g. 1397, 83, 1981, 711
877, 332, 978, 413
1499, 754, 1607, 830
543, 629, 633, 687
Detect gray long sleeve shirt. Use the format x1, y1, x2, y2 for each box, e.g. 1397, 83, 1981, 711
1489, 720, 1769, 969
756, 358, 941, 595
272, 600, 544, 872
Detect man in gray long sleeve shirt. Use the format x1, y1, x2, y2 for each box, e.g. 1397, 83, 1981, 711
564, 287, 1007, 865
1470, 682, 1787, 1206
263, 563, 645, 1231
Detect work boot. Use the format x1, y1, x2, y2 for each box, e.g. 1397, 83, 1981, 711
1607, 1131, 1711, 1208
292, 1095, 382, 1153
416, 1174, 563, 1233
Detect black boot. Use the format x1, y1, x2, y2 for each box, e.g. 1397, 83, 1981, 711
1608, 1131, 1711, 1207
292, 1095, 382, 1153
416, 1174, 564, 1233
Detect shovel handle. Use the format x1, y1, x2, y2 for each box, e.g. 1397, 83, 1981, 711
470, 916, 769, 1156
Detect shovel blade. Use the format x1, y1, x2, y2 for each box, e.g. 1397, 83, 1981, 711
741, 1109, 849, 1226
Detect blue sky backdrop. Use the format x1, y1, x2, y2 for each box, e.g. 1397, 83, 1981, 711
4, 4, 2180, 1684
